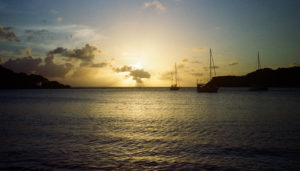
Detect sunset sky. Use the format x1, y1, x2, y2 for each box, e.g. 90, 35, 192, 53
0, 0, 299, 87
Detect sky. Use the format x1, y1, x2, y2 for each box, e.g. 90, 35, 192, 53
0, 0, 299, 87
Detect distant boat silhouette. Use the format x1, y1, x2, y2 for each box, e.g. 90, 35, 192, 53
170, 63, 180, 90
197, 48, 219, 93
249, 51, 268, 91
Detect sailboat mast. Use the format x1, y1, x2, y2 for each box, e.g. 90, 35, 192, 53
171, 72, 173, 85
175, 63, 178, 85
257, 51, 261, 70
211, 49, 216, 77
209, 48, 212, 80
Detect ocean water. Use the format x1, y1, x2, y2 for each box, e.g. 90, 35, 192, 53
0, 88, 300, 170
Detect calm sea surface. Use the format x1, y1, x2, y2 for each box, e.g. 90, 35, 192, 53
1, 88, 300, 170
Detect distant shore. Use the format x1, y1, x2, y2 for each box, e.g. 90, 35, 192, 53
0, 65, 70, 89
207, 66, 300, 88
1, 65, 300, 89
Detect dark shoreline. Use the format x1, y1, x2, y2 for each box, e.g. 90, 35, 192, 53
1, 65, 300, 89
207, 66, 300, 88
0, 65, 70, 89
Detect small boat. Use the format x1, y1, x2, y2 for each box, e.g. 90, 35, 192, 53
249, 51, 268, 91
197, 48, 219, 93
170, 63, 180, 90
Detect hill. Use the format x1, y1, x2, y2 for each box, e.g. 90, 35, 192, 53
207, 67, 300, 87
0, 65, 71, 89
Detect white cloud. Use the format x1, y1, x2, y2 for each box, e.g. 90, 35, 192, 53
193, 46, 207, 51
50, 9, 59, 15
228, 61, 239, 66
144, 0, 166, 11
19, 47, 32, 56
19, 24, 105, 51
56, 17, 62, 22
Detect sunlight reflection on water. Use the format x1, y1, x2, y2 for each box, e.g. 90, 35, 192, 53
0, 88, 300, 170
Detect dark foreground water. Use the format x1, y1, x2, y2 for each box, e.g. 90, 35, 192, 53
1, 88, 300, 170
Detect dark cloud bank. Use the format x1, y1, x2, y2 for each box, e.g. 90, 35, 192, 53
48, 44, 107, 68
2, 44, 106, 78
3, 56, 73, 78
2, 43, 151, 85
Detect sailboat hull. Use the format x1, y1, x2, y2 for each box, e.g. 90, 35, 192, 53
170, 84, 180, 90
170, 86, 180, 90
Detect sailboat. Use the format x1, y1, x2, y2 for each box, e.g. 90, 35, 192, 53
249, 51, 268, 91
197, 48, 219, 93
170, 63, 180, 90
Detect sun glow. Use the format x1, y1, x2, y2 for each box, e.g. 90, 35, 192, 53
132, 62, 143, 69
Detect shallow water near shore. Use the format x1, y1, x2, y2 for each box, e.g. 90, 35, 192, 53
1, 88, 300, 170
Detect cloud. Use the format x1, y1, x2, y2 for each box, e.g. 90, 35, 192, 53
56, 17, 63, 22
228, 61, 239, 66
182, 58, 188, 62
159, 71, 172, 80
203, 66, 219, 71
25, 29, 50, 41
1, 42, 110, 84
18, 24, 105, 53
3, 56, 42, 74
193, 46, 207, 51
2, 56, 73, 78
91, 62, 107, 68
80, 61, 107, 68
190, 72, 203, 77
48, 44, 103, 67
190, 60, 201, 64
114, 65, 151, 84
38, 55, 73, 77
19, 48, 32, 56
41, 19, 48, 24
50, 9, 59, 15
49, 44, 99, 61
177, 64, 185, 69
3, 26, 13, 30
144, 0, 166, 11
67, 44, 99, 61
48, 47, 68, 55
0, 25, 20, 42
290, 62, 300, 67
114, 65, 132, 72
130, 69, 151, 84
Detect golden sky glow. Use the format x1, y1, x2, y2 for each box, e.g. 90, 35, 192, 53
0, 0, 299, 87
